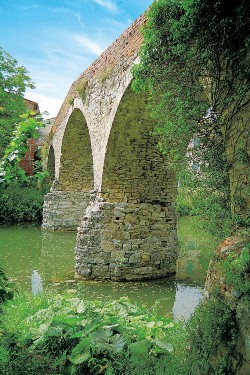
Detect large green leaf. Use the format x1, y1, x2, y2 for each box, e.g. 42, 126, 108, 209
90, 329, 126, 355
152, 339, 174, 353
69, 339, 91, 365
69, 351, 90, 365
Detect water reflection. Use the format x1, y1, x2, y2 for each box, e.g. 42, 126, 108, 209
173, 283, 202, 320
0, 217, 217, 318
31, 270, 43, 295
0, 224, 76, 291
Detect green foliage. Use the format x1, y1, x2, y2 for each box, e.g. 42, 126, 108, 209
133, 0, 250, 232
0, 111, 48, 185
0, 288, 244, 374
0, 181, 46, 223
223, 244, 250, 294
0, 268, 14, 305
186, 298, 238, 375
1, 293, 185, 374
68, 95, 74, 107
177, 169, 232, 238
0, 47, 35, 157
177, 216, 218, 269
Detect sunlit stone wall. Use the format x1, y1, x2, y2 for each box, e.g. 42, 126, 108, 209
42, 14, 178, 279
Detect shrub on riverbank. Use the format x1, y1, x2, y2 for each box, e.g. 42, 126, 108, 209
0, 293, 187, 375
0, 181, 46, 223
0, 268, 14, 306
0, 290, 244, 374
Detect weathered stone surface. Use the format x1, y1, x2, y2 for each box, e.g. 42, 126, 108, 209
204, 233, 250, 374
75, 198, 178, 281
42, 190, 91, 230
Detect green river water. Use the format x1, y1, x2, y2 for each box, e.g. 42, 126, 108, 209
0, 216, 217, 319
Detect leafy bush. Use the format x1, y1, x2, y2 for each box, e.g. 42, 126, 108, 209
177, 185, 232, 238
0, 181, 46, 223
185, 298, 238, 375
0, 112, 48, 185
0, 290, 244, 374
0, 268, 14, 306
1, 293, 186, 375
223, 244, 250, 294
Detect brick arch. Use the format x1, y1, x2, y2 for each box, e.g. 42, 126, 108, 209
58, 108, 93, 191
101, 85, 175, 205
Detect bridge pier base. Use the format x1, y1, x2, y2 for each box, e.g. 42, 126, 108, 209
75, 197, 178, 281
42, 190, 91, 231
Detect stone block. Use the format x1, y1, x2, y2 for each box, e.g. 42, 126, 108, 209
129, 253, 141, 264
141, 253, 151, 262
123, 243, 132, 251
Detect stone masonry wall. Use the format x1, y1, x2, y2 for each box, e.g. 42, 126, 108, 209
43, 12, 179, 280
42, 108, 94, 230
46, 144, 55, 185
101, 86, 176, 205
43, 15, 147, 230
42, 191, 91, 231
57, 108, 93, 192
74, 85, 178, 280
75, 197, 178, 281
47, 14, 146, 191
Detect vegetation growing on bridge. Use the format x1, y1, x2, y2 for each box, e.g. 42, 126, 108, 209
133, 0, 250, 236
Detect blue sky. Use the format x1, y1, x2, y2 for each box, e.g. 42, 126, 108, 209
0, 0, 152, 117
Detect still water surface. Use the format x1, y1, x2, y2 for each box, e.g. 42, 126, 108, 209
0, 217, 217, 319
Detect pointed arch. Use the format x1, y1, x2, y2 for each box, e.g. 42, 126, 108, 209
101, 85, 175, 204
58, 108, 94, 191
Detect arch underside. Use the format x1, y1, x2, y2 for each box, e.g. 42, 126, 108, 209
58, 109, 93, 191
102, 85, 174, 204
75, 86, 178, 280
42, 109, 94, 230
47, 144, 55, 187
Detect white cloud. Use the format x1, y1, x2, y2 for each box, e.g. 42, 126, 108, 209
92, 0, 118, 12
25, 91, 63, 118
72, 34, 105, 55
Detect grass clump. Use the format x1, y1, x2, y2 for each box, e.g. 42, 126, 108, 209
76, 77, 88, 101
98, 64, 113, 84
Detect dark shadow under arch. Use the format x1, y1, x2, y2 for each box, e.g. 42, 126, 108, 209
58, 109, 93, 191
47, 144, 55, 186
102, 85, 175, 204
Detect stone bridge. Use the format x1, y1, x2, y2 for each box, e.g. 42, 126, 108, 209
42, 14, 178, 281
